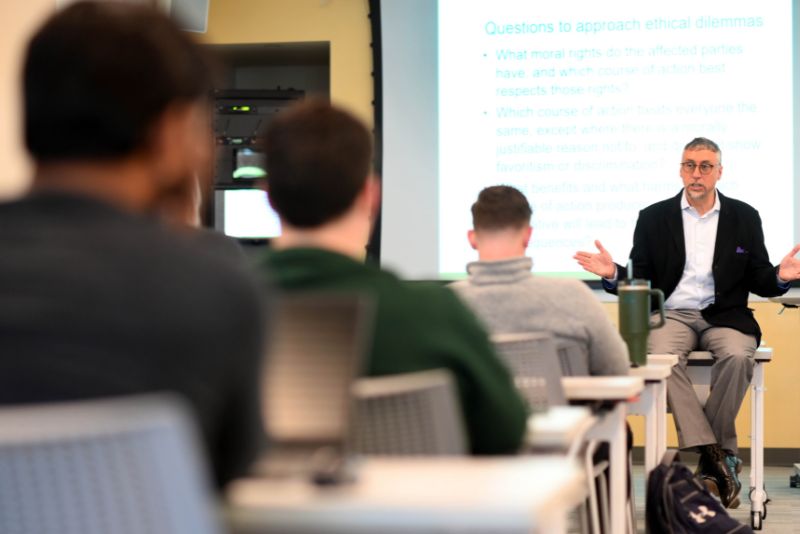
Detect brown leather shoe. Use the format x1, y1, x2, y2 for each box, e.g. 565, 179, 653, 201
697, 444, 741, 509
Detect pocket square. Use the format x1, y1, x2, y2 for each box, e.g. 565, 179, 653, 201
736, 246, 748, 254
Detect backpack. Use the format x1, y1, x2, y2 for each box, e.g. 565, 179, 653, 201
646, 450, 753, 534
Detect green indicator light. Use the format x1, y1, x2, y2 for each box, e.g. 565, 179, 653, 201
232, 105, 251, 112
233, 167, 267, 179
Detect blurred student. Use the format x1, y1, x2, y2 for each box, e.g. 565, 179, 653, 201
159, 172, 250, 263
0, 2, 266, 488
259, 100, 527, 454
452, 185, 629, 376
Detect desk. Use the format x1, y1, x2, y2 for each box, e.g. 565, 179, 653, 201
562, 375, 644, 534
769, 293, 800, 307
628, 358, 676, 476
226, 457, 586, 534
526, 405, 594, 454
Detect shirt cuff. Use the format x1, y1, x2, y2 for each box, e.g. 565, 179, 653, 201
777, 273, 791, 289
602, 266, 618, 289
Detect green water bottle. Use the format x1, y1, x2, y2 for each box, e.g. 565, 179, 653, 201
618, 278, 665, 367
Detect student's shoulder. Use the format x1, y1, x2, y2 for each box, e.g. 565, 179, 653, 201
529, 276, 600, 306
370, 267, 445, 297
449, 278, 468, 290
367, 268, 467, 313
527, 274, 591, 293
147, 226, 261, 299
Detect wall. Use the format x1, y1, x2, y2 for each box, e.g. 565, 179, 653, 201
234, 65, 330, 96
0, 0, 374, 199
204, 0, 373, 127
0, 0, 54, 199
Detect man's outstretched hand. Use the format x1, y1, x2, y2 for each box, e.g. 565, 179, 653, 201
778, 244, 800, 282
574, 240, 616, 279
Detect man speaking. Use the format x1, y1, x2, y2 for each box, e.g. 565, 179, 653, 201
575, 137, 800, 508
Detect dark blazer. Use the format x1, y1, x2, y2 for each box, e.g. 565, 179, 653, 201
609, 190, 788, 344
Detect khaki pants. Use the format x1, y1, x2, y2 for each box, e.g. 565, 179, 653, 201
648, 309, 756, 454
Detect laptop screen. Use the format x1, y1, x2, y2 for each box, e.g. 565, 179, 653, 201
261, 294, 374, 445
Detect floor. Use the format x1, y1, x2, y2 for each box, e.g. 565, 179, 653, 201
630, 464, 800, 533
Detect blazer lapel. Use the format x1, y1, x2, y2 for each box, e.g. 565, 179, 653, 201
713, 191, 735, 265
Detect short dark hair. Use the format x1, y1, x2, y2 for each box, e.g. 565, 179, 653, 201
24, 1, 214, 162
262, 99, 373, 228
471, 185, 532, 231
684, 137, 722, 161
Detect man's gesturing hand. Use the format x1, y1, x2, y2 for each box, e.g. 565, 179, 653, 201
778, 244, 800, 282
574, 240, 616, 279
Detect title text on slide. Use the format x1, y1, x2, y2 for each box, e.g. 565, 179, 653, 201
484, 16, 763, 36
495, 44, 743, 63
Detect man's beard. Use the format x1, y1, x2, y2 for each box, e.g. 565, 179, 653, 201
686, 184, 708, 201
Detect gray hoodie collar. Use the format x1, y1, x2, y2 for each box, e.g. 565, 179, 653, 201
466, 257, 533, 285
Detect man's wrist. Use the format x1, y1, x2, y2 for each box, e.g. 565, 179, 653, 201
777, 273, 791, 288
602, 266, 618, 288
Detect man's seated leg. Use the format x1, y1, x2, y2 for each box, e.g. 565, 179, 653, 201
698, 325, 757, 508
649, 311, 741, 508
648, 310, 716, 450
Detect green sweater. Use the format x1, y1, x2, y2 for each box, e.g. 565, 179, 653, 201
261, 247, 527, 455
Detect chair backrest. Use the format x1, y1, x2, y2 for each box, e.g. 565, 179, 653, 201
491, 332, 567, 411
554, 337, 591, 377
261, 293, 374, 446
0, 394, 220, 534
349, 369, 467, 455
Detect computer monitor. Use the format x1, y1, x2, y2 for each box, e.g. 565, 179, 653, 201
261, 294, 374, 444
213, 189, 281, 240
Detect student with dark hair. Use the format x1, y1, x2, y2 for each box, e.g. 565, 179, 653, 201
0, 2, 266, 488
469, 185, 534, 232
260, 100, 527, 455
451, 185, 629, 376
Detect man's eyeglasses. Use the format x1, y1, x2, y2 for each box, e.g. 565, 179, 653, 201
681, 161, 717, 175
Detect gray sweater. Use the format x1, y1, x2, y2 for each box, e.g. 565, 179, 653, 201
451, 257, 629, 376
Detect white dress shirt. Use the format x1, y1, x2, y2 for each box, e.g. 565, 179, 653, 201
664, 191, 721, 310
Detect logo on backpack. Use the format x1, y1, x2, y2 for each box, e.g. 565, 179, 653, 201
688, 505, 717, 524
646, 450, 754, 534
